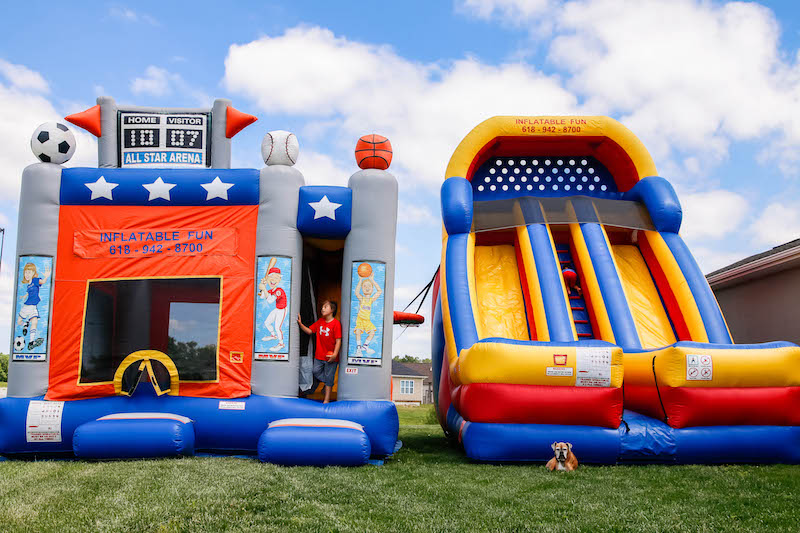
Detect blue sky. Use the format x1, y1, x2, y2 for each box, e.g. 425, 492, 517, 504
1, 0, 800, 357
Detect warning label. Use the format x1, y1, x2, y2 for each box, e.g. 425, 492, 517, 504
575, 347, 612, 387
546, 367, 574, 377
26, 400, 64, 442
686, 354, 713, 381
218, 401, 246, 411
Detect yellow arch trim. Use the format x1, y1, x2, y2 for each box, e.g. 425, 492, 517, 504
113, 350, 180, 396
444, 116, 657, 181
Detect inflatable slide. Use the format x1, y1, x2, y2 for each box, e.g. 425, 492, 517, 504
433, 116, 800, 464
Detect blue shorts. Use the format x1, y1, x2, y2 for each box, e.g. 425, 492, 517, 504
313, 358, 338, 387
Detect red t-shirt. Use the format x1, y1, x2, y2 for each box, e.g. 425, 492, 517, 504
310, 318, 342, 361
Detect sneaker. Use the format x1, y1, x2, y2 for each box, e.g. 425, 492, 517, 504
271, 342, 285, 351
28, 338, 44, 350
365, 347, 375, 355
355, 347, 363, 356
22, 322, 29, 336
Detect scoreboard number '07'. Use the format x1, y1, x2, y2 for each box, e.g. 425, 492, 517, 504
118, 111, 210, 168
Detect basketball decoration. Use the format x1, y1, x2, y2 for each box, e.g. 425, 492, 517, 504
357, 262, 373, 278
355, 134, 392, 170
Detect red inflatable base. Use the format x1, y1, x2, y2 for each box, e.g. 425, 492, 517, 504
453, 383, 622, 428
660, 386, 800, 428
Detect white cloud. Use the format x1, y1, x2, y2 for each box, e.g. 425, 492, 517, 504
549, 0, 800, 176
109, 6, 158, 25
749, 202, 800, 247
131, 66, 177, 97
0, 60, 49, 93
691, 246, 748, 274
456, 0, 554, 21
679, 189, 749, 240
224, 26, 578, 189
293, 150, 352, 187
0, 81, 96, 202
131, 66, 208, 106
397, 202, 438, 226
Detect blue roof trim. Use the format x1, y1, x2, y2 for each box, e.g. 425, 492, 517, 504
60, 168, 259, 206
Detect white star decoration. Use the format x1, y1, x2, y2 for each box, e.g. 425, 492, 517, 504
142, 177, 177, 201
85, 176, 118, 201
309, 195, 342, 220
201, 176, 234, 201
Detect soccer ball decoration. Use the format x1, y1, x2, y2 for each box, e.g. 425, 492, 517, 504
262, 130, 299, 166
355, 134, 392, 170
30, 122, 76, 164
14, 336, 25, 352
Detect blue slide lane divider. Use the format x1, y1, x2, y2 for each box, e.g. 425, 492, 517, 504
526, 224, 575, 342
661, 232, 732, 344
580, 223, 642, 349
445, 233, 480, 354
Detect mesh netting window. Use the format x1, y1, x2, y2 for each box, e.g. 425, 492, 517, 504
80, 278, 220, 383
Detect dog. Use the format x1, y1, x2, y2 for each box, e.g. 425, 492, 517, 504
546, 442, 579, 471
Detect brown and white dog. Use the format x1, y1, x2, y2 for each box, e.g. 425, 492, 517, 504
546, 442, 579, 471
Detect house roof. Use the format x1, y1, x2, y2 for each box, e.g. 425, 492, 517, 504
706, 238, 800, 289
391, 361, 433, 384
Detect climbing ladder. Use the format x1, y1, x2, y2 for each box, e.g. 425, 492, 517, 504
555, 244, 595, 340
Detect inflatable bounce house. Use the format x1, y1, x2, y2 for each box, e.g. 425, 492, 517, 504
0, 96, 408, 466
433, 116, 800, 464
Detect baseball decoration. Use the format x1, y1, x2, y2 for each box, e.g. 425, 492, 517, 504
31, 122, 76, 164
262, 130, 299, 166
355, 134, 392, 170
357, 262, 372, 278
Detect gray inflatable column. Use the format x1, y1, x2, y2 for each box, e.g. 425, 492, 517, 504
338, 169, 398, 401
7, 163, 62, 398
251, 164, 305, 396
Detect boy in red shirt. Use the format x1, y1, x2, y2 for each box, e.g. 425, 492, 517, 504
297, 300, 342, 403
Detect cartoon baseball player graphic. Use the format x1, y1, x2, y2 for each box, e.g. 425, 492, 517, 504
16, 261, 50, 351
258, 257, 288, 351
353, 265, 382, 356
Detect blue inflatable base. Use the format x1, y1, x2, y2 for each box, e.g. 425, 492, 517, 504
73, 416, 195, 459
258, 422, 371, 467
0, 384, 399, 459
448, 407, 800, 464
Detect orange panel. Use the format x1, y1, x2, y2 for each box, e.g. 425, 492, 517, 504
46, 205, 258, 401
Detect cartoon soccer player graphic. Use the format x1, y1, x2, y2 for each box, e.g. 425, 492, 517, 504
16, 261, 50, 351
258, 257, 287, 351
353, 264, 383, 356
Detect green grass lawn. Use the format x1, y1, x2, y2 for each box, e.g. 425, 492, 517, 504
1, 405, 798, 532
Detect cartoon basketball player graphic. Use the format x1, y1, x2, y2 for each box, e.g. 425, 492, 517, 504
258, 257, 287, 351
354, 264, 382, 356
16, 261, 50, 351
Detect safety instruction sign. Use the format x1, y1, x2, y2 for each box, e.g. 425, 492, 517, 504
546, 367, 574, 377
26, 400, 64, 442
575, 346, 612, 387
686, 354, 713, 381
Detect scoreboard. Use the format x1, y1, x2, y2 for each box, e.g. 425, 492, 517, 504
118, 111, 210, 168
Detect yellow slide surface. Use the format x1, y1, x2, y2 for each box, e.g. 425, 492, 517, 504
474, 245, 529, 341
612, 245, 676, 349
